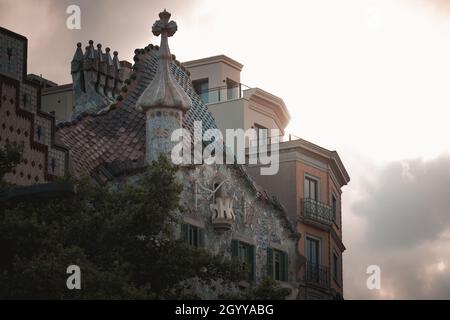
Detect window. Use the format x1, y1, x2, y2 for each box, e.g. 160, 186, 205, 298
332, 194, 338, 222
36, 125, 45, 142
50, 158, 56, 173
304, 176, 319, 201
226, 78, 238, 100
266, 247, 288, 281
181, 223, 205, 248
333, 253, 340, 284
22, 93, 31, 109
7, 47, 12, 62
306, 236, 320, 266
254, 124, 269, 146
232, 240, 255, 281
192, 78, 209, 104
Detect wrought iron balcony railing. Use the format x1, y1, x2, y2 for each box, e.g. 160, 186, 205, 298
305, 262, 329, 287
301, 198, 333, 225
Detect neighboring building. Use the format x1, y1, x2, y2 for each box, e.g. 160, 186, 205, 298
246, 138, 349, 299
41, 83, 73, 122
183, 55, 290, 144
55, 10, 304, 298
26, 74, 58, 89
1, 8, 350, 300
183, 45, 350, 301
0, 26, 69, 185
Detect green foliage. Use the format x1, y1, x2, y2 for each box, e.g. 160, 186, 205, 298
249, 277, 291, 300
0, 142, 23, 187
0, 154, 287, 299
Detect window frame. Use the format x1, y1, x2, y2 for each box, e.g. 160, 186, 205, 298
267, 247, 289, 282
232, 239, 256, 282
181, 223, 205, 248
254, 123, 270, 147
332, 251, 341, 286
192, 78, 209, 104
304, 174, 320, 202
331, 193, 338, 222
305, 234, 322, 266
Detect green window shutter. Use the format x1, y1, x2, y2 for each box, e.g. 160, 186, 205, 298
249, 245, 256, 282
181, 223, 188, 242
231, 239, 239, 258
266, 247, 274, 279
282, 252, 289, 281
198, 228, 205, 247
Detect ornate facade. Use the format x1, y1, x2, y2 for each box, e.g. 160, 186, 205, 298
0, 27, 69, 185
0, 9, 349, 299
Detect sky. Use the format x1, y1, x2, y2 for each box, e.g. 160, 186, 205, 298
1, 0, 450, 299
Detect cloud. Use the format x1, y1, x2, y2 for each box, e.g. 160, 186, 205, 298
344, 154, 450, 299
0, 0, 202, 84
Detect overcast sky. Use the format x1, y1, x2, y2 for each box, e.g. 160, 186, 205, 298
2, 0, 450, 299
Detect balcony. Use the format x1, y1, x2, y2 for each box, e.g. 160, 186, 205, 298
301, 198, 334, 226
196, 83, 251, 105
305, 262, 329, 287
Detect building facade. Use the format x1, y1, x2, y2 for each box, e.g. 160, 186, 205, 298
184, 55, 290, 145
182, 52, 350, 300
1, 8, 349, 299
53, 10, 307, 298
0, 26, 69, 185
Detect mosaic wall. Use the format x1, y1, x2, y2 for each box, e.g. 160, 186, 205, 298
0, 27, 69, 185
0, 31, 25, 81
110, 163, 301, 298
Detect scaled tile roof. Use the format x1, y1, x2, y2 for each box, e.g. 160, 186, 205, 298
57, 44, 217, 183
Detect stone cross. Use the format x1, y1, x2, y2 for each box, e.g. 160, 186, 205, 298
136, 9, 191, 112
152, 9, 178, 38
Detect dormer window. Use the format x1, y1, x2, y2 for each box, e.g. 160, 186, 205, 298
22, 93, 31, 109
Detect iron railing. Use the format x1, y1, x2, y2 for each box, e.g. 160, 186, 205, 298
305, 262, 329, 287
196, 83, 251, 104
302, 198, 334, 225
246, 133, 301, 149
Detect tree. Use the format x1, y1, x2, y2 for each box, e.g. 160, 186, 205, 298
0, 155, 250, 299
0, 142, 22, 188
0, 150, 288, 299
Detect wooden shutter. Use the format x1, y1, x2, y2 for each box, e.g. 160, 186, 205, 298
266, 247, 274, 279
231, 239, 239, 258
249, 245, 256, 282
198, 228, 205, 247
181, 223, 188, 242
282, 251, 289, 281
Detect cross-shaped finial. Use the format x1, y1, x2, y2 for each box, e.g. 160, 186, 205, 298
152, 9, 177, 37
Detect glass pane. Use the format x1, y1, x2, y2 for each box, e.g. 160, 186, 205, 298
274, 251, 281, 280
304, 178, 310, 198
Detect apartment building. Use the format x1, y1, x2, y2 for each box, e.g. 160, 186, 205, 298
183, 55, 350, 299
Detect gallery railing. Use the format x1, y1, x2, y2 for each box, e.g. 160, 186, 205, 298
301, 198, 334, 225
305, 262, 329, 287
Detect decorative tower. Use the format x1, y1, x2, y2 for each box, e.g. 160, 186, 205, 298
136, 9, 191, 163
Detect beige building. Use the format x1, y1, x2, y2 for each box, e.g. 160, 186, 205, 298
183, 55, 290, 144
41, 84, 73, 123
184, 54, 350, 299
